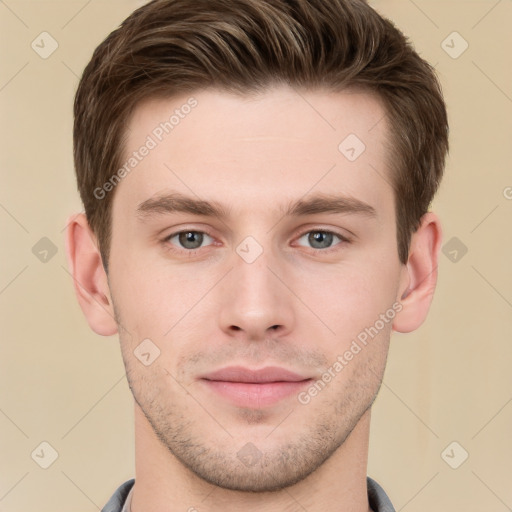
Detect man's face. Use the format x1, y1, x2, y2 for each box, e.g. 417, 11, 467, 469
107, 86, 405, 491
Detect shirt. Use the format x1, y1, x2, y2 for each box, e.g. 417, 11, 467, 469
101, 476, 395, 512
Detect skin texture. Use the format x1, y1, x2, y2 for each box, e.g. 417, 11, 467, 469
66, 86, 442, 512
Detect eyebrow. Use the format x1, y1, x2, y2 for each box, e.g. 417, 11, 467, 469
135, 192, 377, 221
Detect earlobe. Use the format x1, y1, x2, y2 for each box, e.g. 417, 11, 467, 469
393, 212, 443, 333
65, 213, 118, 336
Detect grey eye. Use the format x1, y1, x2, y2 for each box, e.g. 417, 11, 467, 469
297, 231, 343, 249
169, 231, 213, 250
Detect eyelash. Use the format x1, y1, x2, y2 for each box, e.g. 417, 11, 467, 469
161, 228, 351, 256
295, 230, 352, 253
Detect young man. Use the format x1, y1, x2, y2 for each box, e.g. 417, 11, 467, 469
65, 0, 448, 510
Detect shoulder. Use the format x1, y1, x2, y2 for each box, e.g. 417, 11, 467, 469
101, 478, 135, 512
367, 476, 396, 512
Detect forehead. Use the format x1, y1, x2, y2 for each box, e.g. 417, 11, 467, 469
115, 86, 392, 219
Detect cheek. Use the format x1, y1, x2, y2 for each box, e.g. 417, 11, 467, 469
109, 257, 221, 351
113, 252, 224, 362
294, 256, 400, 341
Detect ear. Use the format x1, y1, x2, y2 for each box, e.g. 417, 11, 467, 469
393, 212, 443, 333
65, 212, 118, 336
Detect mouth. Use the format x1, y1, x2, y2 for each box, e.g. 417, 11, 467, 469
199, 366, 313, 408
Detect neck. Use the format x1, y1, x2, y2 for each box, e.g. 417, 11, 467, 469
130, 404, 373, 512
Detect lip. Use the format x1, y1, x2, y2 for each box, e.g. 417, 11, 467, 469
200, 366, 312, 408
201, 366, 309, 383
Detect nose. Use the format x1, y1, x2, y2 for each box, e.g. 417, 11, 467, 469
217, 246, 295, 342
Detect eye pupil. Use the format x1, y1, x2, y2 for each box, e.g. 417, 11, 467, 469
309, 231, 333, 249
179, 231, 203, 249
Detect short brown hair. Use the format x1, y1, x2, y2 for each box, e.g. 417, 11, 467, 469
74, 0, 448, 272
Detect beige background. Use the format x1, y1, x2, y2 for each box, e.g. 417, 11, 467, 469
1, 0, 511, 510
